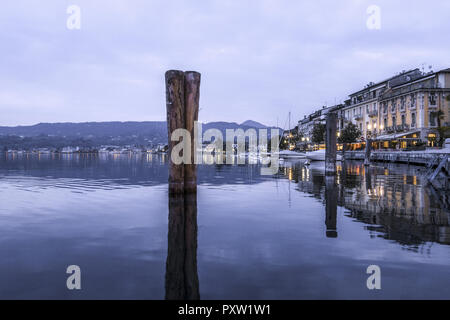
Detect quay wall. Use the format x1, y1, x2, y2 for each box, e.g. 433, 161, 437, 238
344, 150, 450, 169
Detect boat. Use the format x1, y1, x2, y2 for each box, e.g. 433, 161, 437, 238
277, 150, 306, 159
306, 149, 342, 161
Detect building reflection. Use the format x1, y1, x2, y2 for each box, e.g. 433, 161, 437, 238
281, 160, 450, 246
165, 193, 200, 300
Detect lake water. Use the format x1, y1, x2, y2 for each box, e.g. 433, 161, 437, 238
0, 153, 449, 299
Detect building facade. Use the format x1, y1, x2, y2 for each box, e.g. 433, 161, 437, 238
299, 67, 450, 150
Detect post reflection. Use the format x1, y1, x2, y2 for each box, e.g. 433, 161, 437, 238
325, 175, 338, 238
165, 193, 200, 300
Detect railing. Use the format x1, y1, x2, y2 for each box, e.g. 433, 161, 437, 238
395, 124, 410, 132
368, 109, 378, 117
353, 113, 363, 120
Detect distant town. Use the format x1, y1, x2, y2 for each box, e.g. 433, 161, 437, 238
0, 120, 281, 155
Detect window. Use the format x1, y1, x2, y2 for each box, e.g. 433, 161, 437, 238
429, 94, 437, 105
429, 112, 437, 127
392, 116, 396, 126
384, 118, 388, 129
411, 113, 416, 127
401, 114, 406, 125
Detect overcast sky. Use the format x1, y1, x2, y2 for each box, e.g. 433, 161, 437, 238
0, 0, 449, 127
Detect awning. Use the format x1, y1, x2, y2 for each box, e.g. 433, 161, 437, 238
374, 130, 420, 141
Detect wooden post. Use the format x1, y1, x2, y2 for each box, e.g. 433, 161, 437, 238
364, 138, 372, 166
325, 112, 337, 175
166, 70, 186, 194
342, 142, 347, 162
184, 71, 201, 193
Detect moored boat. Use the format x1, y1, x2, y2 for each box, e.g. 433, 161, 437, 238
306, 149, 342, 161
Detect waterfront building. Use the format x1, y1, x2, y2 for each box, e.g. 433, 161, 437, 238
298, 104, 343, 150
376, 68, 450, 148
299, 67, 450, 150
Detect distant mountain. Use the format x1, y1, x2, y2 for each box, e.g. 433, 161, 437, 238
0, 120, 282, 149
202, 121, 281, 141
0, 121, 167, 138
240, 120, 267, 129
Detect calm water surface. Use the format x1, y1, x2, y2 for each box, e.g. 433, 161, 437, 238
0, 153, 449, 299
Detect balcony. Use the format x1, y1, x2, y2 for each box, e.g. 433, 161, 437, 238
428, 102, 438, 109
368, 109, 378, 117
353, 113, 363, 121
385, 126, 395, 133
395, 124, 410, 132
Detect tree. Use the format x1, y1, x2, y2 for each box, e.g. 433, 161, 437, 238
436, 126, 450, 147
311, 123, 326, 144
338, 123, 361, 144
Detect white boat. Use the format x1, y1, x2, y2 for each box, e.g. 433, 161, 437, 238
306, 149, 342, 161
277, 150, 306, 159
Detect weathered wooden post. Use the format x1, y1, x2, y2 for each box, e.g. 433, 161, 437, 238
342, 142, 347, 162
325, 112, 337, 175
364, 138, 372, 166
184, 71, 201, 194
165, 70, 201, 194
165, 70, 201, 300
166, 70, 186, 194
